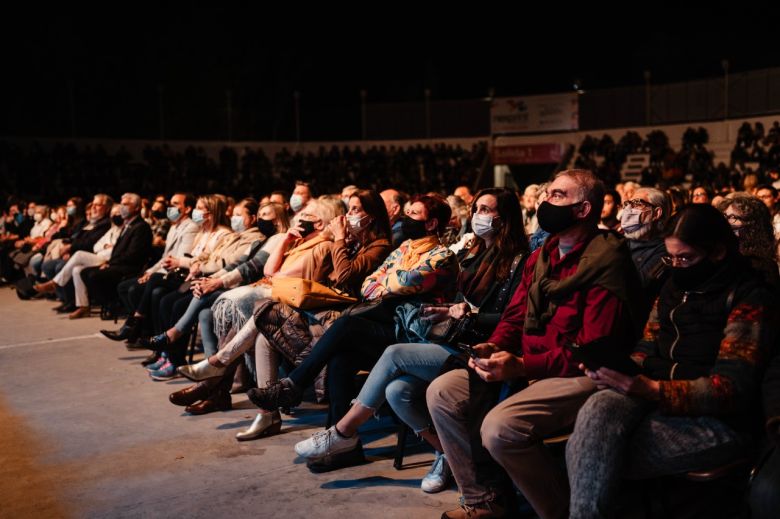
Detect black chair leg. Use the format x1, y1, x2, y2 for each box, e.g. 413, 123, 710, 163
187, 322, 199, 365
394, 423, 409, 470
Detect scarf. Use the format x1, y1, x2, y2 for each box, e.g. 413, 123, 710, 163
525, 231, 642, 337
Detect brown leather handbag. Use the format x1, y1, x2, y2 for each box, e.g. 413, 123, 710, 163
271, 277, 357, 310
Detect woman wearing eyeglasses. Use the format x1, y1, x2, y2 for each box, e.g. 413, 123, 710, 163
566, 204, 776, 518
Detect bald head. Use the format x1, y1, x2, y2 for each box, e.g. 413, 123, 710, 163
381, 189, 408, 225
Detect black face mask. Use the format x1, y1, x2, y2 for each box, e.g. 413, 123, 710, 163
257, 219, 277, 238
401, 215, 429, 240
152, 210, 167, 220
671, 259, 720, 291
298, 219, 317, 236
111, 215, 124, 227
537, 201, 584, 234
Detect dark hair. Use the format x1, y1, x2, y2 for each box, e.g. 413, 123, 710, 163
690, 184, 714, 203
663, 203, 739, 259
718, 194, 776, 263
270, 190, 288, 203
666, 186, 689, 214
603, 189, 622, 218
412, 194, 452, 235
67, 196, 86, 219
238, 197, 259, 220
178, 193, 197, 210
471, 188, 529, 278
351, 189, 392, 244
756, 184, 778, 199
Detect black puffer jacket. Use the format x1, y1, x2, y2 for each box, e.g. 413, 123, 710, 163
637, 256, 767, 381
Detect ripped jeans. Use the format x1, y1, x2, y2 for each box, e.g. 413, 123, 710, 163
354, 342, 457, 433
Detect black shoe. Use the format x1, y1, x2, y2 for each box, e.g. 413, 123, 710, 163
246, 379, 304, 411
56, 303, 77, 314
100, 316, 141, 342
132, 332, 169, 351
306, 441, 367, 473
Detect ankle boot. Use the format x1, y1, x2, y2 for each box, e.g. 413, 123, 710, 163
185, 388, 232, 415
169, 379, 219, 407
101, 315, 142, 342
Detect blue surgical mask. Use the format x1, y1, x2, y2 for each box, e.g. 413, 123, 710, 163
472, 214, 498, 239
620, 208, 652, 238
290, 194, 304, 213
167, 206, 180, 222
66, 206, 77, 217
191, 209, 205, 224
230, 215, 246, 232
119, 205, 131, 220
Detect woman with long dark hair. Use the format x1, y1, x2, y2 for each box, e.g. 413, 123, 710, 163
292, 188, 530, 484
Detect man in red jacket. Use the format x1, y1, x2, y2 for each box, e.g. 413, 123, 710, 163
428, 169, 641, 519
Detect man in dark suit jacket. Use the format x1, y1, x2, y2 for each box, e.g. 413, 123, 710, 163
73, 193, 152, 319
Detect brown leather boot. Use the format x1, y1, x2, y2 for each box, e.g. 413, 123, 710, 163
68, 306, 90, 319
184, 389, 232, 415
169, 379, 218, 407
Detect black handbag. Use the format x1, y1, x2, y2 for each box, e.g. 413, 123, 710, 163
343, 297, 408, 324
163, 267, 189, 285
427, 313, 487, 345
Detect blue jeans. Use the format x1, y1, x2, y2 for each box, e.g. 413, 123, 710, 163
172, 290, 223, 334
355, 342, 456, 433
566, 389, 746, 519
198, 307, 219, 357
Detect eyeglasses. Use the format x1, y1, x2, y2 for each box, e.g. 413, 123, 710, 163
660, 254, 699, 267
621, 199, 656, 210
725, 214, 749, 225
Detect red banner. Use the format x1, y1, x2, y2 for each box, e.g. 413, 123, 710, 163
493, 143, 563, 165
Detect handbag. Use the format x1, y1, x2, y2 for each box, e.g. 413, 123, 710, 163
163, 267, 189, 285
427, 313, 486, 345
271, 277, 357, 310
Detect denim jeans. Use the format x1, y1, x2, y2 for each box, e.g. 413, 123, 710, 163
566, 389, 746, 519
355, 342, 456, 433
198, 307, 219, 357
173, 290, 223, 334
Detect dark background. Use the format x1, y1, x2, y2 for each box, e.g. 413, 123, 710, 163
2, 4, 779, 141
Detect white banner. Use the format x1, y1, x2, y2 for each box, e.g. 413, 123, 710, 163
491, 93, 579, 135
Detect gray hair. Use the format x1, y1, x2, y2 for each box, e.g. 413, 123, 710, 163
312, 197, 346, 225
121, 192, 142, 209
634, 187, 671, 230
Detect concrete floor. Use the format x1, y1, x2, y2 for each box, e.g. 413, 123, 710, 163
0, 287, 458, 518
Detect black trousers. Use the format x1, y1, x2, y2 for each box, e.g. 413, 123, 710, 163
80, 266, 130, 307
287, 314, 397, 423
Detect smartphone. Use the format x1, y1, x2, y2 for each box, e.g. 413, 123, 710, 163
456, 342, 479, 359
565, 338, 640, 376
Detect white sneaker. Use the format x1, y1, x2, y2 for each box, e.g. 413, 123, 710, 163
295, 426, 359, 460
421, 451, 452, 493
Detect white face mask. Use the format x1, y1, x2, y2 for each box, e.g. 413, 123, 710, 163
230, 215, 246, 233
290, 194, 304, 213
347, 214, 371, 231
471, 213, 498, 239
620, 208, 653, 239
